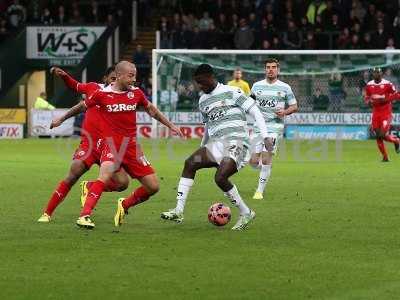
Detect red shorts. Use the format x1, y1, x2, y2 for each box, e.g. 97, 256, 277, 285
73, 136, 101, 168
372, 114, 392, 132
99, 140, 154, 179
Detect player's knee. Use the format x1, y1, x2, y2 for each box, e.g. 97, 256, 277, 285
115, 178, 129, 192
146, 182, 160, 195
261, 157, 272, 165
64, 175, 78, 186
184, 157, 198, 172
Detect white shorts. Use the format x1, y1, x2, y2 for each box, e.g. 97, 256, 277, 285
204, 140, 250, 170
250, 132, 282, 154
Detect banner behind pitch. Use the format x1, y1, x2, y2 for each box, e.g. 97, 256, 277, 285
26, 26, 106, 63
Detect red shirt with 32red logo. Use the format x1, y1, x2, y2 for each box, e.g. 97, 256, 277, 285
364, 79, 396, 116
84, 85, 150, 144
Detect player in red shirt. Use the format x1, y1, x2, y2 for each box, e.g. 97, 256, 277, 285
37, 66, 129, 223
51, 61, 183, 229
364, 67, 400, 162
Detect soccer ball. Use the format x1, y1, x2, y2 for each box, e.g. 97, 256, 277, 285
208, 203, 231, 226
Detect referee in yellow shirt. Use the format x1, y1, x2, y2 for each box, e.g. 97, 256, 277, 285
227, 68, 251, 96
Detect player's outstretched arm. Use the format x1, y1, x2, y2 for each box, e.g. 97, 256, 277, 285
50, 67, 80, 91
144, 103, 184, 138
50, 101, 86, 129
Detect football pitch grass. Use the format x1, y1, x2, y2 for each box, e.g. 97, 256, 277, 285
1, 138, 400, 299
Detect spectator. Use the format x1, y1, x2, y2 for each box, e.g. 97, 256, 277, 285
271, 36, 282, 49
363, 3, 377, 32
256, 18, 275, 49
372, 22, 389, 49
55, 5, 68, 25
69, 8, 84, 25
347, 34, 361, 49
132, 45, 150, 82
347, 9, 361, 29
306, 0, 327, 25
87, 0, 101, 24
299, 17, 313, 38
248, 13, 258, 31
325, 13, 341, 31
41, 8, 54, 25
189, 26, 204, 49
261, 39, 272, 50
105, 13, 115, 27
216, 13, 231, 49
7, 0, 26, 29
283, 20, 302, 49
0, 17, 9, 43
198, 11, 213, 31
234, 18, 254, 49
27, 0, 41, 24
328, 72, 345, 112
337, 28, 350, 49
386, 38, 396, 63
313, 87, 329, 111
34, 92, 55, 110
321, 0, 336, 27
351, 0, 366, 22
227, 68, 251, 96
351, 22, 362, 37
205, 23, 219, 49
362, 32, 373, 49
171, 13, 181, 31
303, 31, 317, 49
265, 12, 276, 31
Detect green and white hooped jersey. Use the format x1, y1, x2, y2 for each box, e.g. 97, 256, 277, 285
198, 83, 256, 146
251, 79, 297, 134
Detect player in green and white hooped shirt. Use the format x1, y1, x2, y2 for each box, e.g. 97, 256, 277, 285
161, 64, 271, 230
250, 58, 298, 200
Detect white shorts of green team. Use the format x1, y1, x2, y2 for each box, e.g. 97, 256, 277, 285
250, 131, 283, 155
204, 139, 250, 170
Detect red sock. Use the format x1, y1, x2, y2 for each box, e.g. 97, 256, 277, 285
80, 180, 105, 216
384, 134, 400, 144
122, 186, 150, 210
377, 138, 388, 160
105, 178, 119, 192
45, 181, 71, 216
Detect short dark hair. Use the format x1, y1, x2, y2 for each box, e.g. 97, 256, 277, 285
104, 65, 116, 76
194, 64, 214, 76
372, 67, 382, 73
265, 58, 279, 66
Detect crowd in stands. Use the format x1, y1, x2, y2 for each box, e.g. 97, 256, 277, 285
157, 0, 400, 50
0, 0, 134, 44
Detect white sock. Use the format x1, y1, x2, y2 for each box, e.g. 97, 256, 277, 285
224, 185, 250, 215
175, 177, 194, 213
256, 164, 271, 193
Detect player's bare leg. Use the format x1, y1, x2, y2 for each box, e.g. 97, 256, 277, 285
161, 147, 218, 223
375, 128, 389, 162
114, 174, 160, 226
38, 160, 88, 223
216, 158, 255, 230
77, 161, 116, 229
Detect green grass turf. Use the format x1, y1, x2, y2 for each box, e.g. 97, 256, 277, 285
1, 138, 400, 300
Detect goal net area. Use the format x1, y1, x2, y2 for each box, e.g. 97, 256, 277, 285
148, 50, 400, 138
